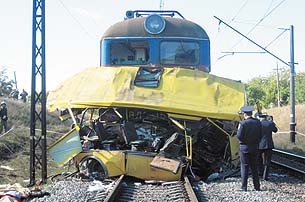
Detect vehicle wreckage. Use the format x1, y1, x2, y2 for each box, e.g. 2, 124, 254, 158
47, 10, 246, 181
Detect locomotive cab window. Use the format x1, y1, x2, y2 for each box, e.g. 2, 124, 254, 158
110, 41, 149, 65
160, 41, 199, 66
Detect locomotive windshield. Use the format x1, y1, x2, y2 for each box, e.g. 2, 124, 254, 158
109, 40, 200, 67
160, 41, 199, 66
110, 41, 149, 65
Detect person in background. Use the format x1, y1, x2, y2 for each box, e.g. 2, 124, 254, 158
258, 113, 278, 181
20, 89, 28, 103
237, 106, 262, 191
0, 101, 8, 134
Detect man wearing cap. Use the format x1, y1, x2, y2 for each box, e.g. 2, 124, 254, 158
237, 106, 262, 191
0, 101, 8, 134
258, 113, 278, 181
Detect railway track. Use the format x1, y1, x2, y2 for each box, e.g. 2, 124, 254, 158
272, 149, 305, 178
93, 175, 199, 202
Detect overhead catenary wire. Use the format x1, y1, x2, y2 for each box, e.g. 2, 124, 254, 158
264, 28, 288, 49
228, 0, 287, 51
224, 20, 288, 30
230, 0, 249, 22
57, 0, 96, 40
212, 0, 249, 63
213, 0, 249, 43
214, 0, 288, 65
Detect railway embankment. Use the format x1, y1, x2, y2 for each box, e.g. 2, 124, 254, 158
268, 105, 305, 155
1, 98, 305, 201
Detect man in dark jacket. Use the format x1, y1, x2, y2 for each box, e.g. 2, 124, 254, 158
258, 113, 278, 181
20, 89, 28, 103
0, 101, 8, 133
237, 106, 262, 191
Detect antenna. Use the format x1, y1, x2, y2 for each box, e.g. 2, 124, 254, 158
159, 0, 164, 10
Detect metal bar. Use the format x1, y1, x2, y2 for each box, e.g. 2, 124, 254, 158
206, 118, 231, 137
289, 25, 296, 144
104, 175, 124, 202
30, 0, 47, 186
184, 176, 198, 202
214, 16, 290, 66
30, 0, 37, 186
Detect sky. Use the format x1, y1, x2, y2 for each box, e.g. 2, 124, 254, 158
0, 0, 304, 92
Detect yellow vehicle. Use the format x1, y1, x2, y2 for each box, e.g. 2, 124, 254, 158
48, 10, 245, 181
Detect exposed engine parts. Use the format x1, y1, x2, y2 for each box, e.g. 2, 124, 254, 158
69, 107, 238, 180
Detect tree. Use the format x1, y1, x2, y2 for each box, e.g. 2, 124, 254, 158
245, 77, 266, 106
295, 72, 305, 104
245, 69, 305, 108
0, 68, 15, 97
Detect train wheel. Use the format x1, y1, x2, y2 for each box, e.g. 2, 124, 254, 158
78, 157, 107, 181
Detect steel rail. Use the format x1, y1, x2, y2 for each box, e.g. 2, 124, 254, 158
103, 175, 200, 201
271, 160, 305, 175
184, 176, 199, 202
104, 175, 124, 202
273, 149, 305, 161
272, 149, 305, 178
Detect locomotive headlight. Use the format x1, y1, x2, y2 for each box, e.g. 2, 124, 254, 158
144, 14, 166, 34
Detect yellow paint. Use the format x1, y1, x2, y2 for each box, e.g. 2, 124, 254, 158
126, 152, 182, 181
47, 66, 245, 121
168, 113, 202, 121
229, 135, 240, 167
74, 150, 182, 180
75, 151, 126, 177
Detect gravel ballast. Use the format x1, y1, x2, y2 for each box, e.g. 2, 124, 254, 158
26, 173, 305, 202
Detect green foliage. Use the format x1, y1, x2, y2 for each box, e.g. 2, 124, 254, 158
0, 98, 70, 184
0, 68, 15, 96
296, 72, 305, 103
246, 69, 305, 108
245, 77, 266, 106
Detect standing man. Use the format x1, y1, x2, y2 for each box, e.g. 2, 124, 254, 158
20, 89, 28, 103
258, 113, 278, 181
0, 101, 8, 134
237, 106, 262, 191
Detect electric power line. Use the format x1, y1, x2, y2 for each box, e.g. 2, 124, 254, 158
57, 0, 96, 40
231, 0, 249, 22
264, 28, 288, 49
228, 0, 287, 51
213, 0, 249, 42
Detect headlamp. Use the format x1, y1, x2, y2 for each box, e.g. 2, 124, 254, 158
144, 14, 166, 34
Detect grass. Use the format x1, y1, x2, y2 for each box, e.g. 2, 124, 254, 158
0, 97, 304, 186
0, 97, 70, 185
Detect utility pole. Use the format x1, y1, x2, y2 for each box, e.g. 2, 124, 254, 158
214, 16, 296, 143
289, 25, 296, 144
13, 71, 17, 90
274, 62, 281, 107
30, 0, 47, 185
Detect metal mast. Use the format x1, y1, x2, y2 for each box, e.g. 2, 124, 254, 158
159, 0, 164, 10
30, 0, 47, 185
289, 25, 296, 144
214, 16, 296, 143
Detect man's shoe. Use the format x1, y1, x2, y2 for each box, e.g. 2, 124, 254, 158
238, 188, 247, 192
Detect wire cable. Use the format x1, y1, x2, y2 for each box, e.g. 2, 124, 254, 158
264, 28, 288, 49
230, 0, 249, 22
228, 0, 287, 51
57, 0, 96, 40
213, 0, 249, 43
